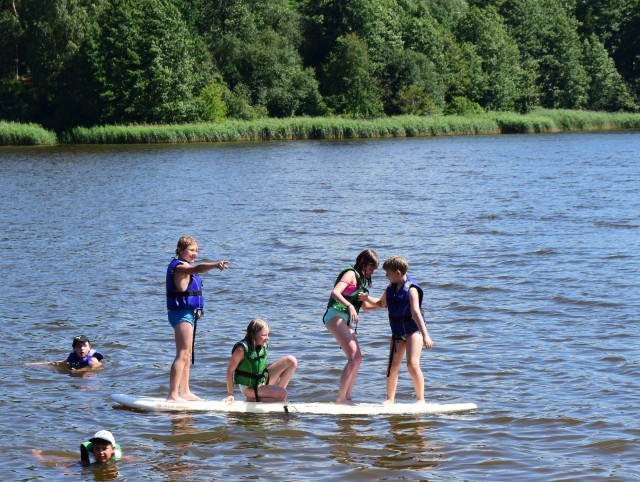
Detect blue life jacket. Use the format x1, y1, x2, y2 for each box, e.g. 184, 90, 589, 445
166, 258, 204, 311
386, 275, 424, 336
66, 349, 103, 369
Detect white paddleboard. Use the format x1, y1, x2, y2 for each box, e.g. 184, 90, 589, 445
111, 393, 476, 415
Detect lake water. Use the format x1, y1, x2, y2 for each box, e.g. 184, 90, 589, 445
0, 132, 638, 481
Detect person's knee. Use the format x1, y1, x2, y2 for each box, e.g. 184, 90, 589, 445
349, 350, 362, 365
287, 355, 298, 369
176, 348, 191, 362
407, 361, 421, 376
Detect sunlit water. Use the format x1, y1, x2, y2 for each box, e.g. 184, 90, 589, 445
0, 132, 638, 481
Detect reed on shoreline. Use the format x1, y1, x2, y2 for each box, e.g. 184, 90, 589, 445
2, 110, 639, 146
0, 121, 57, 146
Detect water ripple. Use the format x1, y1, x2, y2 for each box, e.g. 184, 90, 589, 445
1, 133, 639, 480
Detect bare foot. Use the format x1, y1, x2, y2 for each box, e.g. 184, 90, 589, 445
382, 399, 395, 405
166, 395, 187, 402
336, 398, 357, 406
182, 393, 203, 401
415, 399, 426, 405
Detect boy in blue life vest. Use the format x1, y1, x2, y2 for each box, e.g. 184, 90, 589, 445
359, 255, 434, 404
25, 335, 103, 370
66, 335, 103, 370
166, 235, 230, 402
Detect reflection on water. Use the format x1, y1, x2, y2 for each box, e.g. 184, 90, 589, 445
377, 418, 440, 471
153, 414, 213, 481
169, 414, 200, 446
84, 462, 120, 482
327, 416, 441, 472
325, 417, 373, 466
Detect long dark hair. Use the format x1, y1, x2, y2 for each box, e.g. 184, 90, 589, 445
353, 249, 378, 287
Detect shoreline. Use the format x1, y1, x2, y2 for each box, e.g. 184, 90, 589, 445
2, 109, 640, 147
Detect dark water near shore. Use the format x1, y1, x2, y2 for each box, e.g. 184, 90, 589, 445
1, 132, 639, 481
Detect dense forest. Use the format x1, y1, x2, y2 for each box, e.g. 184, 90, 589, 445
1, 0, 638, 132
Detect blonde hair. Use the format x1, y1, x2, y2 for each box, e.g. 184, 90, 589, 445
244, 318, 269, 349
175, 236, 198, 256
382, 255, 409, 274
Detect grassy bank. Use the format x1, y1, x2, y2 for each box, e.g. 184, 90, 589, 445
2, 110, 639, 146
0, 121, 57, 146
59, 110, 640, 144
59, 115, 500, 144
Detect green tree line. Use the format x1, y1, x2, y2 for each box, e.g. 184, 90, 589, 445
0, 0, 638, 132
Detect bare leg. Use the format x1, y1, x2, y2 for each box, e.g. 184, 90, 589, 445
240, 356, 298, 403
267, 355, 298, 389
384, 339, 406, 404
167, 322, 201, 402
327, 317, 362, 405
242, 355, 298, 403
241, 385, 282, 403
405, 333, 425, 403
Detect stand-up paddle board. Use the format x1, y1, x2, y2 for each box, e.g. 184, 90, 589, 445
111, 393, 476, 415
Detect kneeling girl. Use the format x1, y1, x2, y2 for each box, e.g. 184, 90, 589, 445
224, 319, 297, 403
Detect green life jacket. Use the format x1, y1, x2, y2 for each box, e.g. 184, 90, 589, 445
326, 266, 368, 313
233, 339, 269, 389
80, 441, 122, 464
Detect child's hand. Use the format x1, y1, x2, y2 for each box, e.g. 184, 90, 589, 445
223, 395, 234, 403
347, 305, 359, 322
217, 261, 230, 270
32, 449, 47, 463
357, 292, 369, 302
423, 335, 434, 349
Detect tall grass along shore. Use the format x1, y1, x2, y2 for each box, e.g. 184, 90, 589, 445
0, 121, 57, 146
2, 110, 639, 146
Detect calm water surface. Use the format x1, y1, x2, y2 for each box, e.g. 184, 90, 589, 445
0, 132, 639, 481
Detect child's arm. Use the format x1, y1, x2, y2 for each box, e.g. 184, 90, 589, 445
358, 290, 387, 310
223, 346, 244, 402
330, 271, 357, 307
331, 271, 361, 321
31, 449, 76, 474
88, 350, 104, 368
173, 261, 229, 291
25, 360, 66, 367
89, 356, 103, 368
32, 449, 47, 463
175, 260, 229, 275
409, 288, 434, 349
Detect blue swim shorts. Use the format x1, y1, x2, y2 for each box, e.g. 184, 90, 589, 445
168, 309, 195, 328
323, 306, 350, 326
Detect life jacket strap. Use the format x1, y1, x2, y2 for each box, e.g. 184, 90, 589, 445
236, 369, 269, 401
386, 334, 405, 377
191, 311, 198, 365
166, 290, 203, 297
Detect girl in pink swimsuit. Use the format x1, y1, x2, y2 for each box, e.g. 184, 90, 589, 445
323, 249, 379, 405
